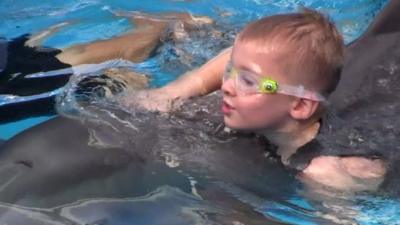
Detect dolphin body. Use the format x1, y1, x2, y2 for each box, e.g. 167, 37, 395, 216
0, 90, 298, 224
288, 0, 400, 191
0, 1, 400, 224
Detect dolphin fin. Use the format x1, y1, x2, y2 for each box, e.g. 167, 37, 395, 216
359, 0, 400, 39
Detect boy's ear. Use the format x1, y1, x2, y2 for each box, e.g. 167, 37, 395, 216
289, 98, 320, 120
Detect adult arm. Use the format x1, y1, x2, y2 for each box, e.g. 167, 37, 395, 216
56, 12, 213, 66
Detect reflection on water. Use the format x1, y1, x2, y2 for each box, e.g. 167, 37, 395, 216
299, 185, 400, 225
0, 186, 222, 225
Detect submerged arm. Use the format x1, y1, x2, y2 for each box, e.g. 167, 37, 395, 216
301, 156, 387, 191
57, 12, 213, 66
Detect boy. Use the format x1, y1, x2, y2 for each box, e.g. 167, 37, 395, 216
130, 9, 386, 191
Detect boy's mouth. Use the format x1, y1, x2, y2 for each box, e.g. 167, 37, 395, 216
222, 100, 234, 114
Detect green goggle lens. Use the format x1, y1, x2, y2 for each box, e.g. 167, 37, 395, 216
259, 78, 278, 93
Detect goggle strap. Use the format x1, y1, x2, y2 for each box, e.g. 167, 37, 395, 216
278, 84, 326, 102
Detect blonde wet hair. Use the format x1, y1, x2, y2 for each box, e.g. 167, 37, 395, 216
236, 8, 344, 96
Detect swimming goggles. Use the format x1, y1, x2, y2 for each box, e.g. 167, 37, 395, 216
223, 62, 326, 102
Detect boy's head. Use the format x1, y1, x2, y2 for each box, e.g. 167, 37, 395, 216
222, 9, 344, 131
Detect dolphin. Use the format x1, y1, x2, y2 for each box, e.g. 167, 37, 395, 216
0, 91, 297, 225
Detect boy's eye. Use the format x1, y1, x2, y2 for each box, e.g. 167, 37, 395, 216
238, 72, 257, 87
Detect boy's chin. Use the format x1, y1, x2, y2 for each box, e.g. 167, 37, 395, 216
224, 119, 254, 131
224, 119, 273, 132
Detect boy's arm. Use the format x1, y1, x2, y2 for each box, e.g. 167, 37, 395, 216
159, 47, 231, 99
125, 47, 231, 111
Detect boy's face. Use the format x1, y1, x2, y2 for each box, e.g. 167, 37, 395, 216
221, 41, 294, 131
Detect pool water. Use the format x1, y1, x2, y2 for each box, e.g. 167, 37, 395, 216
0, 115, 50, 139
0, 0, 388, 139
1, 0, 398, 225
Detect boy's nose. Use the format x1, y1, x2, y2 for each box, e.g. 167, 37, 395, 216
221, 77, 236, 96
